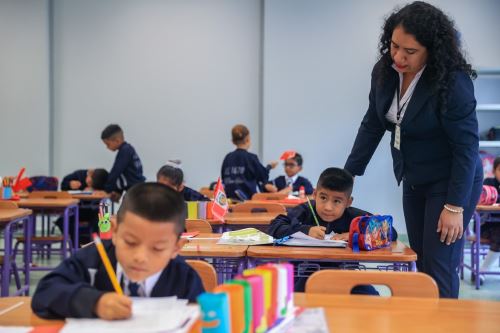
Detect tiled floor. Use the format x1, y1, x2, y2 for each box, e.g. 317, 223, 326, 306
5, 235, 500, 301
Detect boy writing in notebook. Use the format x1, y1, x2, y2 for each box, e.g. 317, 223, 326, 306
32, 182, 204, 320
264, 152, 314, 195
101, 124, 146, 202
268, 167, 398, 292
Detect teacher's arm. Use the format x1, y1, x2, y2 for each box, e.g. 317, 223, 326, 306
438, 71, 479, 245
345, 72, 386, 176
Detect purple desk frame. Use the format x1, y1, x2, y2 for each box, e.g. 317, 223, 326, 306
180, 254, 246, 284
27, 204, 79, 271
1, 213, 32, 296
464, 208, 500, 289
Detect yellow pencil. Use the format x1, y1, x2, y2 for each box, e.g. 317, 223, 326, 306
92, 233, 123, 295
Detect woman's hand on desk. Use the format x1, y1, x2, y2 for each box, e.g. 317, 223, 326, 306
95, 292, 132, 320
437, 205, 464, 245
308, 226, 326, 240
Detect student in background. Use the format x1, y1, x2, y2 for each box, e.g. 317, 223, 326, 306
32, 182, 204, 320
479, 156, 500, 284
101, 124, 146, 202
157, 160, 210, 201
265, 153, 314, 195
221, 124, 278, 200
268, 167, 398, 293
56, 168, 109, 245
61, 169, 109, 192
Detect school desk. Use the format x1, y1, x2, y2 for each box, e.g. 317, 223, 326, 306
0, 208, 32, 296
67, 191, 114, 214
181, 234, 247, 283
17, 198, 79, 270
465, 204, 500, 289
246, 199, 305, 209
3, 295, 498, 333
200, 212, 281, 233
246, 240, 417, 273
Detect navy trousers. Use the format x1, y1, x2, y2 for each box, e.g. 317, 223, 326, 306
403, 177, 482, 298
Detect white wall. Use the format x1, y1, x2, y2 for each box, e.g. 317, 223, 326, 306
52, 0, 262, 187
263, 0, 500, 232
0, 0, 50, 176
3, 0, 500, 234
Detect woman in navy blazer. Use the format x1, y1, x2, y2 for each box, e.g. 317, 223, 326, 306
344, 2, 482, 298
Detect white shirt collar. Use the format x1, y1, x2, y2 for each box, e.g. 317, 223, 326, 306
116, 262, 163, 297
286, 174, 299, 185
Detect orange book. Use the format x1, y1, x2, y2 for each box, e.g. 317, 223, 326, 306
214, 284, 245, 333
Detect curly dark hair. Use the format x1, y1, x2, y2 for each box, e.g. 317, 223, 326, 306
377, 1, 476, 113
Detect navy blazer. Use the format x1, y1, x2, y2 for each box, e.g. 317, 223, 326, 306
61, 169, 88, 191
345, 61, 482, 207
268, 201, 398, 241
105, 142, 146, 193
221, 148, 271, 200
268, 175, 314, 195
182, 186, 210, 201
31, 241, 204, 319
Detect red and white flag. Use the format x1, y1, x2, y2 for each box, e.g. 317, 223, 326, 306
212, 177, 228, 222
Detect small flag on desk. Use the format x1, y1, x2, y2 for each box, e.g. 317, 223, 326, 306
212, 177, 228, 222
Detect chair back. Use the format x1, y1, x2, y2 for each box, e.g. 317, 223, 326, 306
251, 193, 288, 200
305, 270, 439, 298
0, 201, 18, 209
185, 219, 213, 233
186, 260, 217, 292
28, 191, 72, 199
231, 202, 286, 214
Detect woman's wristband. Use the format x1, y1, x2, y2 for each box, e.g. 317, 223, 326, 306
443, 204, 464, 214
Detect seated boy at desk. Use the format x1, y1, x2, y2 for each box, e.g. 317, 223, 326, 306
32, 182, 204, 320
265, 152, 314, 195
56, 168, 109, 244
157, 160, 210, 202
268, 167, 398, 292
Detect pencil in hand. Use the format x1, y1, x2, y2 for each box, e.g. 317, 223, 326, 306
92, 233, 123, 295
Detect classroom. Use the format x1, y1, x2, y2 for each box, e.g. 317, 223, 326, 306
1, 0, 500, 332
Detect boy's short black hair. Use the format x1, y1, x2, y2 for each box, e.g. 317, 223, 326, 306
494, 156, 500, 171
156, 164, 184, 187
101, 124, 123, 140
91, 169, 108, 190
316, 167, 354, 196
290, 153, 303, 167
117, 182, 186, 234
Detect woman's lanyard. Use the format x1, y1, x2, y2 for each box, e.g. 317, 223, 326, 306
394, 85, 410, 150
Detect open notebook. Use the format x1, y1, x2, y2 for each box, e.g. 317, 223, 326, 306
61, 297, 198, 333
280, 231, 347, 248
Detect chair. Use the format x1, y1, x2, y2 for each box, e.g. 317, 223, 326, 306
186, 259, 217, 292
231, 202, 286, 214
251, 193, 288, 201
185, 219, 213, 233
305, 270, 439, 298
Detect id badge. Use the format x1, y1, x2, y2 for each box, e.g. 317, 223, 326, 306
394, 124, 401, 150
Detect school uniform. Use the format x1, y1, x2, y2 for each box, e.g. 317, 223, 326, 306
31, 241, 204, 319
57, 169, 96, 245
61, 169, 88, 191
182, 186, 210, 201
345, 61, 483, 298
105, 142, 146, 193
268, 202, 398, 293
221, 148, 271, 200
268, 201, 398, 241
268, 175, 314, 195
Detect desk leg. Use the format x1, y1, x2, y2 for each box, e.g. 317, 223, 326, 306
474, 211, 481, 290
1, 222, 13, 296
23, 215, 32, 295
73, 205, 79, 253
62, 208, 69, 258
410, 261, 417, 272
